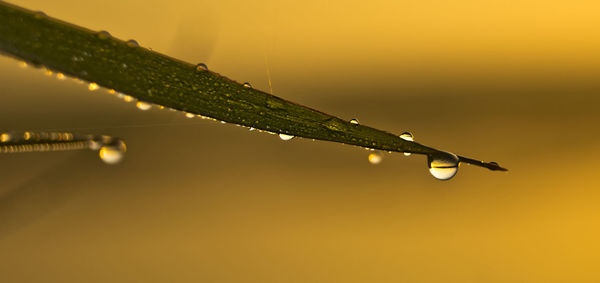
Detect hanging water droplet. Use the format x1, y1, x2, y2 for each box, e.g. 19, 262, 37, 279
427, 151, 459, 181
97, 30, 111, 39
45, 69, 53, 76
1, 133, 11, 142
249, 127, 255, 131
368, 152, 383, 164
136, 101, 152, 111
99, 139, 126, 164
349, 118, 360, 125
56, 73, 66, 80
196, 63, 208, 71
122, 95, 134, 102
243, 82, 252, 88
126, 39, 139, 47
88, 83, 99, 91
185, 113, 195, 118
279, 133, 294, 141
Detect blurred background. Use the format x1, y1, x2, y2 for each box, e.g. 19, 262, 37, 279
1, 0, 599, 282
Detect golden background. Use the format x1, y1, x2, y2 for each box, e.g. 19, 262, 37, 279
1, 0, 599, 281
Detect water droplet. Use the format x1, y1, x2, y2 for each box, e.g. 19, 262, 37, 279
88, 139, 102, 150
18, 61, 28, 68
45, 69, 53, 76
34, 11, 46, 19
126, 39, 139, 47
97, 30, 111, 39
249, 127, 255, 131
243, 82, 252, 88
23, 132, 32, 140
88, 83, 99, 91
196, 63, 208, 71
122, 95, 134, 102
99, 139, 126, 165
427, 151, 459, 181
399, 132, 414, 141
349, 118, 360, 125
136, 101, 152, 111
185, 113, 195, 118
399, 132, 414, 156
56, 73, 66, 80
368, 152, 383, 164
279, 133, 294, 141
1, 133, 11, 142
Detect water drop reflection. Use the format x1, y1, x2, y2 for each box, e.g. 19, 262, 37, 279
427, 151, 459, 180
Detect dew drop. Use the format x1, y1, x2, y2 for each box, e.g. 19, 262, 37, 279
1, 133, 11, 142
399, 132, 414, 156
249, 127, 255, 131
427, 151, 459, 181
99, 139, 126, 164
243, 82, 252, 88
88, 83, 99, 91
185, 113, 195, 118
136, 101, 152, 111
45, 69, 53, 76
123, 95, 134, 102
279, 133, 294, 141
56, 73, 66, 80
399, 132, 414, 141
349, 118, 360, 125
97, 30, 111, 39
126, 39, 139, 47
196, 63, 208, 71
368, 152, 383, 164
88, 139, 102, 150
34, 11, 46, 19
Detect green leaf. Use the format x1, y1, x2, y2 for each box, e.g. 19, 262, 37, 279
0, 1, 507, 177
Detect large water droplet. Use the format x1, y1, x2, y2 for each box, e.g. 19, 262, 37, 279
99, 139, 126, 164
279, 133, 294, 141
136, 101, 152, 111
196, 63, 208, 71
243, 82, 252, 88
88, 83, 99, 91
427, 151, 459, 181
126, 40, 139, 47
368, 152, 383, 164
185, 113, 195, 118
56, 73, 66, 80
349, 119, 360, 125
